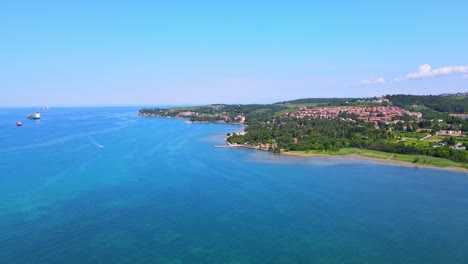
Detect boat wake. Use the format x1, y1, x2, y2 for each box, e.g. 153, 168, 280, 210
89, 137, 104, 148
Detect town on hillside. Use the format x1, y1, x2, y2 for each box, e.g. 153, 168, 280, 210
139, 94, 468, 166
294, 105, 422, 123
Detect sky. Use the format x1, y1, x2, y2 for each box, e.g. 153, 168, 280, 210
1, 0, 468, 106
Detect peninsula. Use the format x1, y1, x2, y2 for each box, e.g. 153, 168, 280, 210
139, 93, 468, 170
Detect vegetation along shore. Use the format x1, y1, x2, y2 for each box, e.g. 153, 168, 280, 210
140, 93, 468, 171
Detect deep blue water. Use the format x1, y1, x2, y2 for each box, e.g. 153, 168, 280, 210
1, 107, 468, 264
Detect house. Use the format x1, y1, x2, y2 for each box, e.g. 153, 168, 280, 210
449, 114, 468, 119
450, 143, 466, 150
436, 130, 463, 136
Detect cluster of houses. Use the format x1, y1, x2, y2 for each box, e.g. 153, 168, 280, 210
294, 106, 422, 124
219, 114, 246, 123
178, 111, 198, 117
258, 142, 273, 150
449, 113, 468, 119
436, 142, 468, 150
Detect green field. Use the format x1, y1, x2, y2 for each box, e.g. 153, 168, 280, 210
400, 139, 432, 147
291, 148, 466, 169
396, 132, 429, 139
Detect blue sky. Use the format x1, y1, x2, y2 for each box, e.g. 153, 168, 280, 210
1, 0, 467, 106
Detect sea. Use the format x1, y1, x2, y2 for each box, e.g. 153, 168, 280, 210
1, 107, 467, 264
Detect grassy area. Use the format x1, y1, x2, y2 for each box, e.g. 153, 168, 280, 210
400, 139, 432, 147
396, 132, 428, 139
291, 148, 466, 168
425, 136, 445, 142
291, 149, 336, 155
274, 104, 302, 115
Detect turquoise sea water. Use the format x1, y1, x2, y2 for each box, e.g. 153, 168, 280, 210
1, 107, 468, 264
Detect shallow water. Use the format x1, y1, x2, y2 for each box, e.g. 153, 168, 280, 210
1, 107, 467, 263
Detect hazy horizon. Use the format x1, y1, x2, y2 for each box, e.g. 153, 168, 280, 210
4, 91, 467, 109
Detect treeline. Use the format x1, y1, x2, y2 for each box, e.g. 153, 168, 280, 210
276, 98, 354, 106
229, 117, 389, 152
387, 94, 468, 113
140, 104, 287, 125
139, 108, 179, 116
228, 117, 468, 164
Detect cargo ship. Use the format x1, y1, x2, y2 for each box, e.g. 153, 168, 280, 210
27, 113, 41, 119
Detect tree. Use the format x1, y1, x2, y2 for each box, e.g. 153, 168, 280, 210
443, 136, 456, 146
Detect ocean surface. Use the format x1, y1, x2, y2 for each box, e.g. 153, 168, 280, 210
1, 107, 468, 264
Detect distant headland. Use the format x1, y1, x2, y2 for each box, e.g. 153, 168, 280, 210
139, 93, 468, 171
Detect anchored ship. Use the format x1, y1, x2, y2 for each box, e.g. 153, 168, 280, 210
27, 112, 41, 119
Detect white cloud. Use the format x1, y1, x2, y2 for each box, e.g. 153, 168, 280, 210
406, 64, 468, 79
463, 74, 468, 79
360, 77, 385, 85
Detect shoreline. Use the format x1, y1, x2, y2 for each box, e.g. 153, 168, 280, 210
222, 128, 468, 173
140, 113, 468, 173
138, 113, 245, 126
281, 151, 468, 173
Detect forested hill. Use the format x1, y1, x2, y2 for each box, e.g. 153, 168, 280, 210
139, 104, 287, 124
275, 98, 354, 106
387, 94, 468, 113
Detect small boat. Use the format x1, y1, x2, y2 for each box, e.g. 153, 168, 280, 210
16, 121, 22, 127
28, 112, 41, 119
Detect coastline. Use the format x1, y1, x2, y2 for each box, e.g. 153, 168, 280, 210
139, 113, 468, 173
222, 127, 468, 173
281, 151, 468, 173
138, 113, 245, 126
